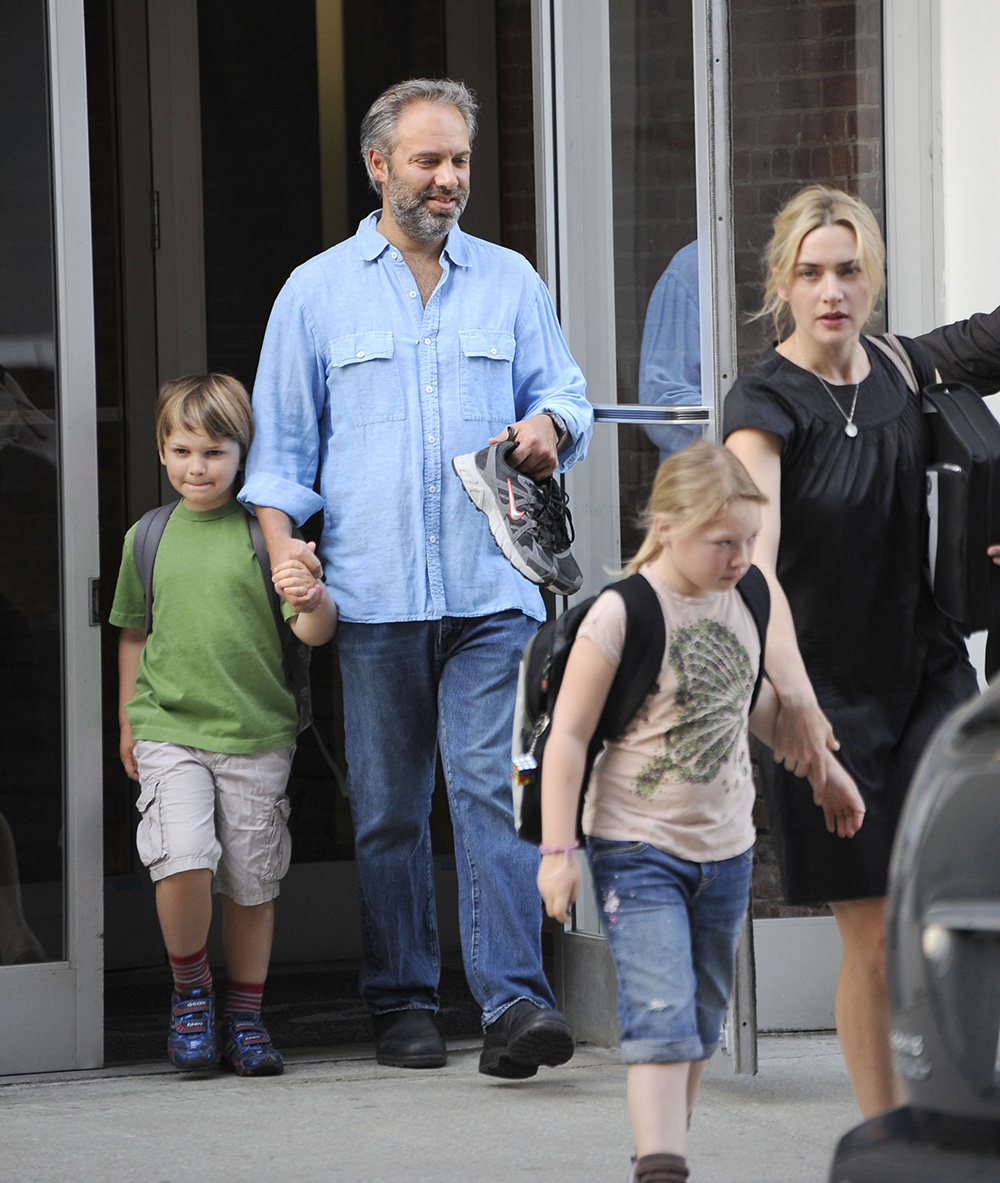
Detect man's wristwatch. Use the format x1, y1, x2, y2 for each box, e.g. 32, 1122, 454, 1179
543, 410, 570, 451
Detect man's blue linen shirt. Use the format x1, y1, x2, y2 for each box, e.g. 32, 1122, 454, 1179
240, 214, 593, 624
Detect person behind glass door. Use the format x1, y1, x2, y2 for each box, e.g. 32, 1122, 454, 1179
638, 241, 703, 462
724, 186, 1000, 1116
536, 442, 862, 1183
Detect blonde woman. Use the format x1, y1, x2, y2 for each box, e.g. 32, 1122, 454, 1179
725, 186, 984, 1116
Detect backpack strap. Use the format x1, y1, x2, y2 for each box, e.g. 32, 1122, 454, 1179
247, 512, 285, 637
735, 563, 771, 710
248, 516, 344, 784
593, 573, 667, 743
866, 333, 919, 394
132, 500, 180, 633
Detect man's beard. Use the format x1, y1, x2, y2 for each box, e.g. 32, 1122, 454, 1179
385, 169, 469, 242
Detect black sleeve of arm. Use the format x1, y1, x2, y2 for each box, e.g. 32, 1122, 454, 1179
916, 306, 1000, 397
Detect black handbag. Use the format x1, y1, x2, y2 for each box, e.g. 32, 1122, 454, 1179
869, 334, 1000, 634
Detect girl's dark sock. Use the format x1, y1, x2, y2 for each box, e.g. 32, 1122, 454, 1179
634, 1152, 690, 1183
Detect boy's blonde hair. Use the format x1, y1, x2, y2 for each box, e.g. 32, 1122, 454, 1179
155, 373, 254, 460
623, 440, 767, 576
755, 185, 885, 343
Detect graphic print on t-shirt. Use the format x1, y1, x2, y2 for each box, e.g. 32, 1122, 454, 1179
633, 619, 753, 796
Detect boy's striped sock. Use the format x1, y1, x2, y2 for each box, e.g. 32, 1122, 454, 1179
224, 980, 265, 1018
168, 947, 213, 995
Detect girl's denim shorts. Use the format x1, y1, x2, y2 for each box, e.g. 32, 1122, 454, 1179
586, 836, 753, 1064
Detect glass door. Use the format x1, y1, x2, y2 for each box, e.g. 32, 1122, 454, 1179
0, 0, 103, 1074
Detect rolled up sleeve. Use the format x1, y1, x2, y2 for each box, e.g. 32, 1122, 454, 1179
239, 280, 328, 525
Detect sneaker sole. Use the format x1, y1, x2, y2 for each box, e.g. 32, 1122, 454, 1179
452, 454, 555, 588
168, 1048, 217, 1071
222, 1056, 284, 1077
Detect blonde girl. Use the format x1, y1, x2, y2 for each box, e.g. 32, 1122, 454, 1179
537, 441, 862, 1183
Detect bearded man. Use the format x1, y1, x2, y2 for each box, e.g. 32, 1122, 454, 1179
240, 79, 592, 1077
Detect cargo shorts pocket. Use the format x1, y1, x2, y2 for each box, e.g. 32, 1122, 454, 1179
261, 795, 292, 885
134, 779, 168, 868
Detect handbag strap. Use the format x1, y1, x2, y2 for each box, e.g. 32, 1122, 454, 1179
866, 333, 919, 394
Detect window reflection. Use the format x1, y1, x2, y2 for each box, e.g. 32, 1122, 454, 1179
0, 0, 63, 964
611, 1, 700, 557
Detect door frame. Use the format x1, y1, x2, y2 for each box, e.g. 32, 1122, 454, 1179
1, 0, 103, 1076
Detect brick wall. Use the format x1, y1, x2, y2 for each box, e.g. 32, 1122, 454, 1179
730, 0, 884, 370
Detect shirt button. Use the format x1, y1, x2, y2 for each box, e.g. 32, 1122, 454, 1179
429, 485, 436, 493
490, 348, 497, 355
426, 386, 433, 393
356, 351, 365, 358
391, 251, 398, 259
428, 435, 436, 443
409, 291, 417, 299
424, 337, 431, 345
429, 534, 437, 543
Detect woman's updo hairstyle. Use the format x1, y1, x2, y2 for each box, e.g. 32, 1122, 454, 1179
757, 185, 886, 343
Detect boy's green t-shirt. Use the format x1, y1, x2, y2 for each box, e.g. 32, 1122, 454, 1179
109, 499, 299, 754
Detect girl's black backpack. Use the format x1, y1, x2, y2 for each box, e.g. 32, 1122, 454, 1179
511, 566, 769, 843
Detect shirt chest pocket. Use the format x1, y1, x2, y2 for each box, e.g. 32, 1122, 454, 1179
327, 331, 406, 426
458, 329, 516, 421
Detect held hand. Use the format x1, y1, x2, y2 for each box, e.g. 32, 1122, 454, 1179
489, 413, 560, 481
810, 755, 865, 838
537, 851, 581, 924
772, 697, 839, 782
273, 542, 324, 613
270, 536, 322, 581
989, 544, 1000, 567
273, 546, 324, 613
119, 724, 139, 781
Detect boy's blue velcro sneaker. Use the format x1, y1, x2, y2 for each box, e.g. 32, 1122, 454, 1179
221, 1012, 284, 1077
167, 987, 216, 1070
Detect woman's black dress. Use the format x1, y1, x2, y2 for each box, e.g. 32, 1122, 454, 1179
724, 335, 978, 904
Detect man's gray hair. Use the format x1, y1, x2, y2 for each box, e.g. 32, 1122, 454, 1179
360, 78, 479, 193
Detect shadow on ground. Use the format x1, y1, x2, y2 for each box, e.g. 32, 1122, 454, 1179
103, 964, 482, 1064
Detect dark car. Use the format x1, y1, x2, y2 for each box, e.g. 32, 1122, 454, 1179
830, 676, 1000, 1181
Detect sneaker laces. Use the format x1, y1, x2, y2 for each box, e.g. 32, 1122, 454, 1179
535, 478, 575, 552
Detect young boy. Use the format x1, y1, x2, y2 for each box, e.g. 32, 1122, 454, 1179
110, 373, 337, 1076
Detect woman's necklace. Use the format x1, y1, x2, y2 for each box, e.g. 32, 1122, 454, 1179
794, 342, 862, 438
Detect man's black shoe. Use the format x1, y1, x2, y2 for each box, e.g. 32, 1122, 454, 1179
372, 1009, 447, 1069
478, 1000, 575, 1079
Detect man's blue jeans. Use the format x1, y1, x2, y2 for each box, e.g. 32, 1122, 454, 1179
336, 610, 555, 1027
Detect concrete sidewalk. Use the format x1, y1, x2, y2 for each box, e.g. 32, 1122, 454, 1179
1, 1033, 857, 1183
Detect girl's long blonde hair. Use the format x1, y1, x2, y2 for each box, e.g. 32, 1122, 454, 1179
623, 441, 767, 576
754, 185, 885, 343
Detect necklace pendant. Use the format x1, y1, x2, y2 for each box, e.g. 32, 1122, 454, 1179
844, 423, 858, 438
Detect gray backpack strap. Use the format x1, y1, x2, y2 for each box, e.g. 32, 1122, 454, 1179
867, 333, 919, 394
247, 513, 285, 636
132, 500, 180, 633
